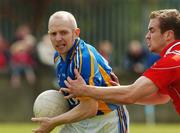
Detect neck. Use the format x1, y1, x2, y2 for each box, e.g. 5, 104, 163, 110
160, 39, 176, 52
166, 39, 175, 45
61, 54, 67, 61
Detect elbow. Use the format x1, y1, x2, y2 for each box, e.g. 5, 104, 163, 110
84, 107, 97, 118
124, 97, 137, 104
82, 102, 98, 118
90, 108, 98, 117
159, 95, 170, 104
164, 99, 170, 104
161, 100, 169, 104
89, 104, 98, 117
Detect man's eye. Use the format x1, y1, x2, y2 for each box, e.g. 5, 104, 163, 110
152, 31, 155, 33
50, 32, 56, 36
150, 29, 155, 33
61, 31, 68, 35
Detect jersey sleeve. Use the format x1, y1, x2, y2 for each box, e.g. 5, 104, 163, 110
143, 56, 175, 94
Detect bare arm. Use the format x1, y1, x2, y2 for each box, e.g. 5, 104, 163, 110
84, 76, 158, 104
52, 98, 97, 125
32, 98, 98, 133
135, 92, 170, 105
62, 69, 160, 105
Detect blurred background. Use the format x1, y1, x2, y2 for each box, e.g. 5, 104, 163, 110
0, 0, 179, 128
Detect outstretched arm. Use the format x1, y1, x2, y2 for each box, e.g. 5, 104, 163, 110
62, 69, 159, 104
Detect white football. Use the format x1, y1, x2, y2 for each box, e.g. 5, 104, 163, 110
33, 90, 69, 118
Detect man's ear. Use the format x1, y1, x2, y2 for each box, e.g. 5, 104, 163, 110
74, 28, 80, 37
164, 30, 175, 41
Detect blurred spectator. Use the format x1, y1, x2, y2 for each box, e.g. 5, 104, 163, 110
123, 40, 148, 74
10, 25, 37, 89
11, 24, 36, 54
36, 34, 56, 87
98, 40, 113, 63
146, 52, 160, 68
36, 34, 55, 66
11, 24, 31, 43
0, 33, 10, 73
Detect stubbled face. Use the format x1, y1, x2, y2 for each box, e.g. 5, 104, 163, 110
145, 18, 166, 54
48, 17, 76, 59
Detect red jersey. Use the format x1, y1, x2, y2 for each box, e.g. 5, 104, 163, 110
143, 40, 180, 115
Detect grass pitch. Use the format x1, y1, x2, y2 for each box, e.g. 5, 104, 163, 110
0, 123, 180, 133
130, 123, 180, 133
0, 123, 60, 133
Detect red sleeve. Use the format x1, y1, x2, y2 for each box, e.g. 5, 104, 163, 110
143, 56, 175, 94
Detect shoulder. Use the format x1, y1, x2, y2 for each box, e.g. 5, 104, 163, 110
78, 41, 97, 58
152, 54, 180, 69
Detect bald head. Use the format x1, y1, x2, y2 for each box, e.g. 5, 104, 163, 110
47, 11, 80, 59
48, 11, 77, 31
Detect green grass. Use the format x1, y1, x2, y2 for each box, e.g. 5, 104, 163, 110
130, 123, 180, 133
0, 123, 60, 133
0, 123, 180, 133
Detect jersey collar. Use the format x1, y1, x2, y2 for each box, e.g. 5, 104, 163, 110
66, 37, 80, 61
160, 40, 180, 57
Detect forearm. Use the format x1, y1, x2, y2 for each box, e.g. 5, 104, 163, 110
86, 85, 134, 104
136, 92, 170, 105
51, 99, 97, 126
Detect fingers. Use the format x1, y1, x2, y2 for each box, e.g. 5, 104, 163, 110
61, 88, 75, 99
31, 117, 46, 125
67, 76, 73, 83
110, 72, 118, 81
31, 117, 42, 122
32, 128, 39, 133
32, 128, 43, 133
31, 117, 49, 133
64, 79, 71, 88
61, 88, 70, 94
74, 69, 81, 79
110, 72, 120, 84
64, 94, 75, 99
109, 80, 120, 86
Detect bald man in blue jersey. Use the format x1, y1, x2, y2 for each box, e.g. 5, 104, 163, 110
31, 11, 129, 133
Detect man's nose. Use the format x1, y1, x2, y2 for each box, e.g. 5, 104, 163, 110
145, 32, 150, 40
55, 33, 63, 41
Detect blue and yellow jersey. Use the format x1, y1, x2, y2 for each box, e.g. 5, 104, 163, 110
54, 38, 121, 115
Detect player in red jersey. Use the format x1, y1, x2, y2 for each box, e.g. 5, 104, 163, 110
62, 9, 180, 115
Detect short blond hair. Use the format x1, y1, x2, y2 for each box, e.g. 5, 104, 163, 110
48, 11, 77, 30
